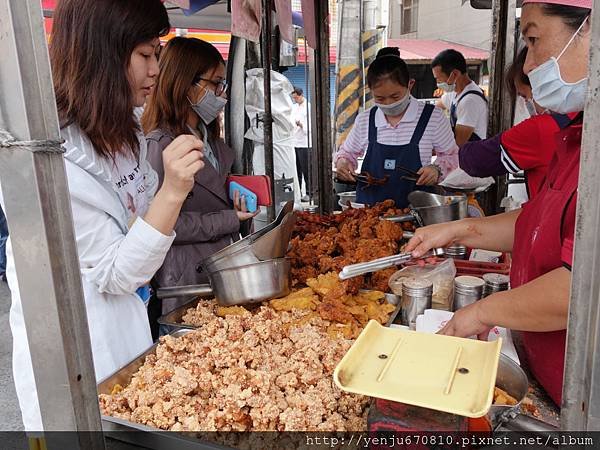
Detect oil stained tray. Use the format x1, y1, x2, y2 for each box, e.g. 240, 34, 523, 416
333, 320, 502, 418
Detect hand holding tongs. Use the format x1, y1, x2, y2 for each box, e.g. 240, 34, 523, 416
396, 165, 421, 182
338, 248, 445, 280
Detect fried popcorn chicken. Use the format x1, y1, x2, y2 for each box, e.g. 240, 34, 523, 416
99, 305, 369, 432
215, 306, 250, 317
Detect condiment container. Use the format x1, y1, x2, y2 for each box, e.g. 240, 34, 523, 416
444, 244, 468, 260
454, 275, 485, 310
401, 278, 433, 330
483, 273, 510, 297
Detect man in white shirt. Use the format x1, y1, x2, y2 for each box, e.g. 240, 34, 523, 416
291, 87, 312, 201
432, 49, 488, 146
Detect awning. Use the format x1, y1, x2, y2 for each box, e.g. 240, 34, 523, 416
386, 39, 489, 64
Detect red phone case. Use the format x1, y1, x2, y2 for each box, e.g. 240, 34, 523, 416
226, 175, 272, 206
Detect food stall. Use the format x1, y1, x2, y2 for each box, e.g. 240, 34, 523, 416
1, 0, 600, 449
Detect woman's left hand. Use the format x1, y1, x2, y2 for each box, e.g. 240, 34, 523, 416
233, 190, 259, 221
416, 165, 440, 186
438, 301, 493, 341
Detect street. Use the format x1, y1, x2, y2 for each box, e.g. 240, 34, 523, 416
0, 281, 23, 431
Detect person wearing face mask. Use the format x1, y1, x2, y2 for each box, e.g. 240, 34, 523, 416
335, 47, 459, 208
142, 37, 257, 316
405, 0, 592, 407
432, 49, 489, 145
459, 46, 575, 200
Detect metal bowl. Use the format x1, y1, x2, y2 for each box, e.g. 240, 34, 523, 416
208, 258, 291, 306
408, 191, 467, 225
488, 353, 529, 428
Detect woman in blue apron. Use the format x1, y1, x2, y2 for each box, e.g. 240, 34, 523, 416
335, 47, 459, 208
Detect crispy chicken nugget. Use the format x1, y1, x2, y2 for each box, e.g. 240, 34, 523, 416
307, 272, 344, 297
357, 290, 386, 302
216, 306, 250, 317
493, 387, 518, 406
269, 295, 320, 311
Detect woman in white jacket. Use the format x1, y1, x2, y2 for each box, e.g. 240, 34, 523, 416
8, 0, 205, 431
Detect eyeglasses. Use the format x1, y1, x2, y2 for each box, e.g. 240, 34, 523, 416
196, 78, 228, 96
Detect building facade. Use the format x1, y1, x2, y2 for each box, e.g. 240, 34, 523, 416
388, 0, 493, 51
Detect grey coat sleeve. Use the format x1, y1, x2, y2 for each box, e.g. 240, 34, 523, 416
146, 132, 241, 245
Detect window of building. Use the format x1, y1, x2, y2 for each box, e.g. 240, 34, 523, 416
401, 0, 419, 34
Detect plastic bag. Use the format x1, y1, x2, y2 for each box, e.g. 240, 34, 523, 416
389, 259, 456, 311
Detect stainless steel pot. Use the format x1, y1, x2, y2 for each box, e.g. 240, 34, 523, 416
407, 191, 468, 226
489, 354, 529, 429
209, 258, 290, 305
157, 258, 291, 306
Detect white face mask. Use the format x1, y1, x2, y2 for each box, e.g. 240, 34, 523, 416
437, 72, 456, 93
375, 92, 411, 117
528, 17, 589, 114
189, 87, 227, 124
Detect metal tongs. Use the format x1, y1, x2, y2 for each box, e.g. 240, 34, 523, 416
338, 248, 445, 280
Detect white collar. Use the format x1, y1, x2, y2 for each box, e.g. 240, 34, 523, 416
374, 97, 419, 128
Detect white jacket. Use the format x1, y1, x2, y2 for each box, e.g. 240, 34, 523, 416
8, 123, 175, 430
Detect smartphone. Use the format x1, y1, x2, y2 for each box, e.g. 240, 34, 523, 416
228, 181, 258, 213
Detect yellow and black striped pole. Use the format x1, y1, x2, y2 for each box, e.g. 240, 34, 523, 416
362, 28, 385, 110
334, 63, 362, 148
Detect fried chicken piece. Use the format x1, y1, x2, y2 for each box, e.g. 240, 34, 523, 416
370, 267, 398, 293
216, 306, 250, 317
269, 293, 319, 312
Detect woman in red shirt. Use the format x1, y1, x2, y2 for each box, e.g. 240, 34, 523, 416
406, 0, 591, 406
459, 46, 574, 199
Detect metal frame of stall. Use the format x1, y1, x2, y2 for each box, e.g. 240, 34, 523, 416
0, 2, 598, 449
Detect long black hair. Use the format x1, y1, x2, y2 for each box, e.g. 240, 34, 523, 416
367, 47, 410, 88
505, 46, 530, 104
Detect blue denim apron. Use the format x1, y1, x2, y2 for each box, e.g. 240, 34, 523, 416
356, 104, 434, 208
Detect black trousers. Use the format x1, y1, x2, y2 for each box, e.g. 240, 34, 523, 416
295, 147, 311, 195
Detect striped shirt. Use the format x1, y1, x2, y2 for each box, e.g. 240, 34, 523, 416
335, 97, 459, 179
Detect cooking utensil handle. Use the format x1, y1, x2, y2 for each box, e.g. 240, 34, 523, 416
502, 413, 558, 432
339, 248, 445, 280
156, 284, 213, 299
381, 214, 416, 223
339, 254, 412, 280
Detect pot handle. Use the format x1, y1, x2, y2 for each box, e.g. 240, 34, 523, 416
501, 413, 559, 433
410, 209, 425, 227
156, 284, 213, 299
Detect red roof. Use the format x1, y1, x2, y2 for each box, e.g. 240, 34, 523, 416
386, 39, 489, 63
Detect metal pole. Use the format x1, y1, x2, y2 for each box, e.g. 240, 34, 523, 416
312, 0, 334, 214
485, 0, 516, 214
261, 0, 276, 221
304, 37, 314, 205
562, 0, 600, 431
0, 0, 104, 447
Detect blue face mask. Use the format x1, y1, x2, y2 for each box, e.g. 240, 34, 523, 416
528, 17, 589, 114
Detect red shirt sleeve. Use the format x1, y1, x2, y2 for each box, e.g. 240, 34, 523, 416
561, 191, 577, 270
500, 115, 558, 173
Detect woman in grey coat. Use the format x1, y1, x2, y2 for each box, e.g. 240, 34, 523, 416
143, 37, 256, 314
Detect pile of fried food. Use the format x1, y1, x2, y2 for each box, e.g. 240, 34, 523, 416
289, 200, 415, 293
185, 272, 396, 340
99, 274, 397, 432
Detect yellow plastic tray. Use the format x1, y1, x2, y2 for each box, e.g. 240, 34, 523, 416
333, 320, 502, 418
